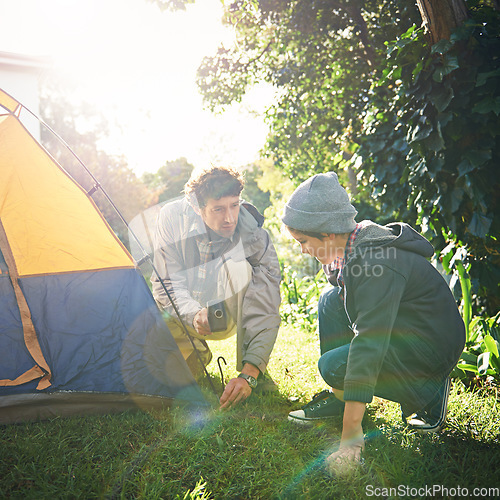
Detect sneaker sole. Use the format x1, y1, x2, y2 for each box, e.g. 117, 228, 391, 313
408, 378, 450, 434
287, 413, 339, 426
407, 416, 446, 434
288, 415, 315, 426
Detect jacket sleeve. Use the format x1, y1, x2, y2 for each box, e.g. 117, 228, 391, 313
240, 227, 282, 372
342, 265, 406, 403
151, 207, 202, 326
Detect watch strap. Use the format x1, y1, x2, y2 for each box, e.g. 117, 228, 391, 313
238, 373, 258, 389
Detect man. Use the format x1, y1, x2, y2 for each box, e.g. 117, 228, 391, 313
152, 166, 281, 409
281, 172, 465, 468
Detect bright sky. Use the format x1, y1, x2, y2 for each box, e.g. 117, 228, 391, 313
0, 0, 273, 176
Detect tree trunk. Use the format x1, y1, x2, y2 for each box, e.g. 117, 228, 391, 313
416, 0, 469, 44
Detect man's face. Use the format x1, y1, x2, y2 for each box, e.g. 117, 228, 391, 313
199, 195, 241, 238
289, 229, 343, 265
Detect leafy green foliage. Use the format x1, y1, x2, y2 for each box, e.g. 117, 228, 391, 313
280, 266, 325, 332
246, 162, 322, 277
358, 5, 500, 312
142, 157, 194, 204
443, 244, 500, 386
240, 163, 272, 214
453, 309, 500, 385
197, 0, 420, 179
194, 0, 500, 310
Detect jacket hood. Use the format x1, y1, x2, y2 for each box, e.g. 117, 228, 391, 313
352, 220, 434, 258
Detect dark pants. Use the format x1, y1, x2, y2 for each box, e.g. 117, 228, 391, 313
316, 286, 443, 415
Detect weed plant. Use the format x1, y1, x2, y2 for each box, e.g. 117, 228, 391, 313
1, 325, 499, 499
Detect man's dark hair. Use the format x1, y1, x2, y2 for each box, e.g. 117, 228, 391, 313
184, 166, 244, 208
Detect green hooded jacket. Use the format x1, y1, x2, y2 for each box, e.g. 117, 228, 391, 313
325, 221, 465, 410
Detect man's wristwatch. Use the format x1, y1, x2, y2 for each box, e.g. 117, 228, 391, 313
238, 373, 258, 389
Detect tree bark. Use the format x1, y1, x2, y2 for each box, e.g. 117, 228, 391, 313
416, 0, 469, 44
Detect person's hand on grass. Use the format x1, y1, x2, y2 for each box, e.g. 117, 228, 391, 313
219, 376, 252, 409
326, 439, 364, 470
219, 363, 259, 410
326, 400, 365, 474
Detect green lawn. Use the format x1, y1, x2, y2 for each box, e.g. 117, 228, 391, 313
1, 325, 499, 499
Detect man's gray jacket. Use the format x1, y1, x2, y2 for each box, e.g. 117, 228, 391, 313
151, 197, 281, 373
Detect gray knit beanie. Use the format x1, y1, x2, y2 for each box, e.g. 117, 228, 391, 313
281, 172, 357, 234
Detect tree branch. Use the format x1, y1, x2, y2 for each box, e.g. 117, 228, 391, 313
326, 0, 377, 67
238, 37, 274, 70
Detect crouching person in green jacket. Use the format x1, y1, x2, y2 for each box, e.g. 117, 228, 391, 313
281, 172, 465, 468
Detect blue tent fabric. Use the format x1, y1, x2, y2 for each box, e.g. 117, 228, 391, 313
0, 268, 207, 414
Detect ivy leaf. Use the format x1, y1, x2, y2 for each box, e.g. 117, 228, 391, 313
432, 55, 459, 82
409, 117, 432, 142
468, 212, 492, 238
457, 159, 475, 177
476, 69, 500, 87
465, 149, 492, 168
412, 61, 423, 77
431, 39, 453, 55
472, 96, 500, 115
442, 55, 460, 75
433, 68, 444, 83
425, 126, 445, 152
450, 188, 464, 212
437, 111, 453, 128
431, 86, 454, 112
412, 78, 432, 100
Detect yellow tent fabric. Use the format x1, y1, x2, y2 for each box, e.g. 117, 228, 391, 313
0, 89, 19, 114
0, 91, 133, 277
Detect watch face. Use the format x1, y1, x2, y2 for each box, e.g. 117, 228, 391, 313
239, 373, 257, 388
247, 376, 257, 389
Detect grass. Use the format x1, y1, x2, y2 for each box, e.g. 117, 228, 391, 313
1, 325, 499, 499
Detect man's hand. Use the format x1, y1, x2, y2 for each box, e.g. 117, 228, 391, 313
219, 363, 260, 410
193, 308, 212, 336
219, 377, 252, 409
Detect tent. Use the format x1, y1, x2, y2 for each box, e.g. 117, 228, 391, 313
0, 89, 207, 424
